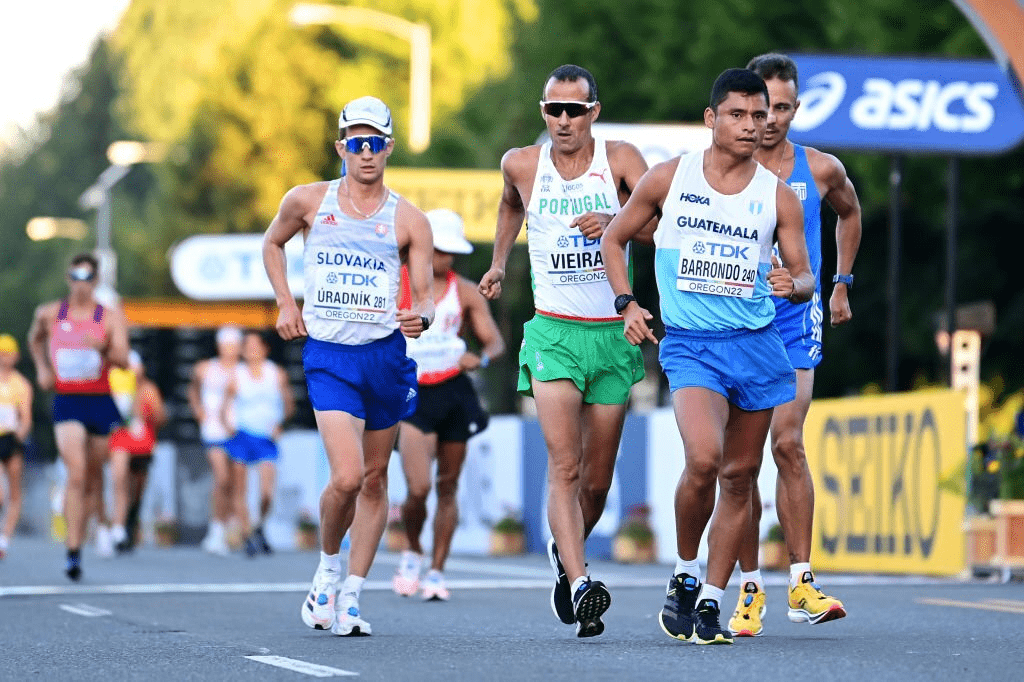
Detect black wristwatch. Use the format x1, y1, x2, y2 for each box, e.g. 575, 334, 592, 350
614, 294, 637, 314
420, 316, 431, 331
832, 274, 854, 289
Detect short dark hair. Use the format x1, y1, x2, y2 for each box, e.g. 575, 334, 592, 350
69, 252, 99, 273
544, 64, 598, 103
746, 53, 799, 92
709, 68, 770, 112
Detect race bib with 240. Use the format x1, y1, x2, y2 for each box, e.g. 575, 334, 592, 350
676, 232, 759, 299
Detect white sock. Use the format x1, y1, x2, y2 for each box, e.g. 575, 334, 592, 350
674, 556, 701, 580
570, 576, 588, 594
401, 550, 423, 574
740, 570, 764, 591
426, 569, 442, 582
111, 525, 127, 543
790, 562, 812, 587
698, 584, 725, 606
319, 551, 341, 574
209, 520, 225, 539
0, 534, 9, 551
341, 574, 365, 599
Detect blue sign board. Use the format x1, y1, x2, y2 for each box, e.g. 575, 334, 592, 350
789, 54, 1024, 154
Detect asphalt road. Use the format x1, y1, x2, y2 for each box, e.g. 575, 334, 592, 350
1, 537, 1022, 681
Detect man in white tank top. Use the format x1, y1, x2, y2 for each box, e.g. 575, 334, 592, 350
602, 69, 814, 645
478, 65, 655, 638
263, 96, 435, 637
188, 325, 242, 557
393, 209, 505, 601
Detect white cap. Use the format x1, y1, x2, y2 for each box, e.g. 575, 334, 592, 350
339, 96, 393, 135
216, 325, 243, 346
427, 209, 473, 254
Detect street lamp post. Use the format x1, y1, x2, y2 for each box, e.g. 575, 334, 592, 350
290, 3, 432, 153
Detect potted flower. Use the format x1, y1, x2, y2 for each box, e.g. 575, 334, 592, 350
760, 523, 786, 571
154, 516, 178, 547
989, 432, 1024, 571
385, 504, 406, 553
489, 508, 526, 556
612, 504, 657, 563
295, 511, 319, 552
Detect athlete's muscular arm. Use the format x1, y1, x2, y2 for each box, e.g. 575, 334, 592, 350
812, 150, 862, 327
457, 276, 506, 371
396, 199, 435, 338
187, 361, 208, 424
220, 378, 237, 435
103, 304, 130, 369
27, 302, 58, 390
479, 148, 530, 300
772, 182, 814, 304
264, 185, 317, 341
603, 161, 676, 346
141, 382, 167, 431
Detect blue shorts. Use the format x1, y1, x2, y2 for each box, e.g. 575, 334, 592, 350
303, 331, 418, 431
659, 325, 796, 411
226, 430, 278, 465
774, 291, 823, 370
53, 394, 123, 436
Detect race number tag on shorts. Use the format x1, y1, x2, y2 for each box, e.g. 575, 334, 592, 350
676, 232, 759, 298
312, 258, 389, 324
55, 348, 103, 381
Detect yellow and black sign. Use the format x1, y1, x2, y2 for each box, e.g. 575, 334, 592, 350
805, 389, 966, 575
387, 168, 524, 244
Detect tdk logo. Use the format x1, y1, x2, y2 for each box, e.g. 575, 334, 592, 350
793, 70, 999, 134
708, 243, 750, 259
680, 193, 710, 205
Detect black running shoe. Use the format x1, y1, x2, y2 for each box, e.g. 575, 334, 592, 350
65, 550, 82, 582
253, 527, 273, 555
244, 533, 259, 558
692, 598, 733, 645
658, 573, 700, 641
572, 579, 611, 638
547, 539, 575, 624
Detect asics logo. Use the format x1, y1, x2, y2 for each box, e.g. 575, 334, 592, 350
792, 72, 846, 132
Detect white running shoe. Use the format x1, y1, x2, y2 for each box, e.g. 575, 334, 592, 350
201, 523, 230, 557
301, 566, 340, 630
332, 595, 371, 636
392, 550, 421, 597
95, 525, 115, 559
421, 571, 450, 602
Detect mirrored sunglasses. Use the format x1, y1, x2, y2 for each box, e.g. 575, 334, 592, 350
343, 135, 391, 154
539, 100, 596, 118
68, 266, 97, 282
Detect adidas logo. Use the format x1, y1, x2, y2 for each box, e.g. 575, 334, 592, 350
322, 214, 338, 225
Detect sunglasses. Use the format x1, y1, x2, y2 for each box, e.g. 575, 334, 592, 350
539, 100, 597, 118
342, 135, 391, 154
68, 266, 97, 282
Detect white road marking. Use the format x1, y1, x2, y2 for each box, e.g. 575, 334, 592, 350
917, 597, 1024, 615
59, 603, 112, 617
246, 655, 358, 677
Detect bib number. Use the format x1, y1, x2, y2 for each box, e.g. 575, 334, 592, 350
312, 264, 389, 324
676, 233, 759, 299
55, 348, 103, 381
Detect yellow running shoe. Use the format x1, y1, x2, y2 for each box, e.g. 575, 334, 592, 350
728, 581, 766, 637
787, 571, 847, 624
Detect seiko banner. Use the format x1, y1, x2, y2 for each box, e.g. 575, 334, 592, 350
789, 54, 1024, 154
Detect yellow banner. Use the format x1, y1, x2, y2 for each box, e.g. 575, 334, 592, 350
387, 167, 524, 243
805, 389, 967, 575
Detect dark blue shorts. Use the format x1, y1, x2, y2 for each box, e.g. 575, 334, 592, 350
659, 325, 796, 411
303, 332, 418, 431
53, 394, 123, 436
226, 430, 278, 465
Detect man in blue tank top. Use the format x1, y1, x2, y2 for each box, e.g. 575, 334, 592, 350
725, 54, 863, 638
263, 96, 435, 637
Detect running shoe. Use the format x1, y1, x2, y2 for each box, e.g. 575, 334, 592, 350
788, 571, 847, 624
421, 571, 450, 602
95, 525, 115, 559
728, 581, 766, 637
65, 551, 82, 582
201, 528, 230, 557
658, 573, 700, 641
547, 539, 575, 624
243, 533, 259, 558
0, 534, 9, 560
332, 595, 372, 636
301, 566, 340, 630
392, 550, 421, 597
253, 527, 273, 555
572, 579, 611, 638
693, 598, 733, 645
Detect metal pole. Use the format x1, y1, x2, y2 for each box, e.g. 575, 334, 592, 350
408, 23, 432, 154
886, 156, 902, 393
944, 157, 959, 384
96, 190, 117, 290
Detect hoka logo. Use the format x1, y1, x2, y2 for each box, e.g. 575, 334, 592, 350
680, 193, 710, 205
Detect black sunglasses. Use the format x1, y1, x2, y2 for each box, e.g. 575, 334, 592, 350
540, 100, 597, 119
68, 266, 97, 282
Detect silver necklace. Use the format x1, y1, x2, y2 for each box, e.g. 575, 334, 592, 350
344, 176, 389, 219
775, 142, 791, 178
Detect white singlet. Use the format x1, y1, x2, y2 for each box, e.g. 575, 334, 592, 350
200, 360, 235, 444
302, 178, 401, 346
233, 360, 284, 439
405, 270, 466, 385
525, 139, 625, 321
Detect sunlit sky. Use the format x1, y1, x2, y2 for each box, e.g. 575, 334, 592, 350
0, 0, 131, 143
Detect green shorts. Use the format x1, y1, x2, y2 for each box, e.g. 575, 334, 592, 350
518, 313, 644, 405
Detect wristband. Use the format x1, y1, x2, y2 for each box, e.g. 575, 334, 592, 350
479, 353, 490, 368
420, 316, 431, 331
